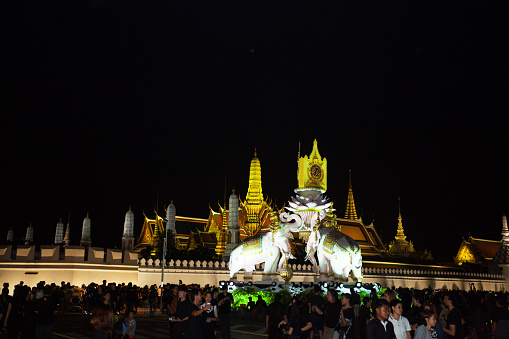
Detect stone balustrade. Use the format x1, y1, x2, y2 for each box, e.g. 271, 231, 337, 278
138, 258, 504, 281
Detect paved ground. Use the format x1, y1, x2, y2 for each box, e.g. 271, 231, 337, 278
51, 311, 268, 339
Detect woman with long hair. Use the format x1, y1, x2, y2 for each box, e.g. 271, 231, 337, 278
414, 309, 438, 339
90, 303, 116, 339
340, 293, 355, 339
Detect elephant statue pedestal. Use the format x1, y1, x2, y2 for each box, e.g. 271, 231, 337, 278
318, 273, 350, 282
261, 273, 279, 282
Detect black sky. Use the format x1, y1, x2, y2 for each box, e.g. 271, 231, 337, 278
1, 0, 508, 262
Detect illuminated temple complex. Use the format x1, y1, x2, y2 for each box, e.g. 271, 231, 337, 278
3, 139, 509, 290
130, 140, 436, 263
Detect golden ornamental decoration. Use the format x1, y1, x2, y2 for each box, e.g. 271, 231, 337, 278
280, 258, 293, 284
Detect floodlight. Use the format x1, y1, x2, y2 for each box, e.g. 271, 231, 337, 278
247, 281, 253, 287
323, 282, 328, 288
329, 282, 335, 287
229, 281, 234, 286
356, 282, 362, 288
339, 283, 344, 289
219, 281, 225, 286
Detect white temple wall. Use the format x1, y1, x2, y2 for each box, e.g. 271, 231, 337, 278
0, 245, 506, 291
0, 245, 138, 288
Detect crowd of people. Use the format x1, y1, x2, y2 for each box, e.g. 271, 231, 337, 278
1, 280, 509, 339
262, 285, 509, 339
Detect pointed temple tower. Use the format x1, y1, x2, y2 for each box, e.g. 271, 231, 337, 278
25, 223, 34, 245
122, 207, 135, 251
54, 218, 64, 245
166, 201, 176, 248
63, 213, 71, 247
7, 227, 14, 243
243, 149, 265, 236
344, 170, 358, 220
150, 209, 165, 257
387, 197, 415, 256
80, 213, 91, 247
223, 190, 240, 260
493, 215, 509, 264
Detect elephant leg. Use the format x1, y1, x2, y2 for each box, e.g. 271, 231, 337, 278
327, 260, 334, 278
229, 258, 240, 279
277, 254, 285, 273
342, 265, 351, 280
317, 252, 328, 281
244, 268, 254, 282
308, 250, 319, 274
263, 249, 277, 281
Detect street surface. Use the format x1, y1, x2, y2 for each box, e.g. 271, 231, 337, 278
51, 311, 267, 339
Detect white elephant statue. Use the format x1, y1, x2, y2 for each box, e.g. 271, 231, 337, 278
228, 213, 301, 282
309, 227, 362, 281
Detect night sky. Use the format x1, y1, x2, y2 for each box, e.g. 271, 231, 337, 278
1, 1, 507, 262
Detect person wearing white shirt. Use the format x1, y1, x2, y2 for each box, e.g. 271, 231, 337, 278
389, 299, 412, 339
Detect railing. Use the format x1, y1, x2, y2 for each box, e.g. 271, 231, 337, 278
137, 259, 504, 280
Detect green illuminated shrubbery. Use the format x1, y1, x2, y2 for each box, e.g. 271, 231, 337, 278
230, 285, 380, 310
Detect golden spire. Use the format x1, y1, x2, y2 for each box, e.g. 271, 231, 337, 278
245, 149, 264, 236
344, 170, 358, 220
395, 196, 407, 242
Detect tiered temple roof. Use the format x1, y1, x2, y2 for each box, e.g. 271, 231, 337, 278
454, 234, 502, 265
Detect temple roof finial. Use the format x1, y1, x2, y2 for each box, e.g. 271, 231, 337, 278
395, 196, 407, 241
254, 147, 257, 158
344, 170, 358, 220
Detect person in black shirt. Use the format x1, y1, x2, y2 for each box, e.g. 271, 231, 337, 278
359, 297, 373, 339
21, 288, 37, 339
411, 292, 425, 331
3, 285, 25, 339
254, 295, 268, 320
266, 293, 288, 339
201, 291, 219, 339
366, 299, 397, 339
35, 285, 58, 339
309, 285, 325, 339
172, 286, 191, 339
187, 289, 211, 339
491, 294, 509, 339
313, 288, 341, 339
443, 293, 463, 339
340, 293, 356, 339
279, 300, 312, 339
218, 285, 234, 339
